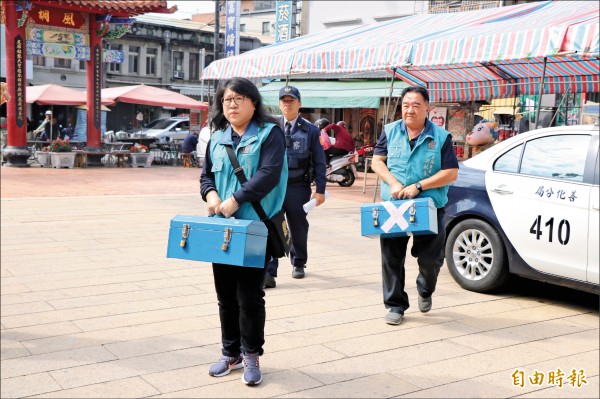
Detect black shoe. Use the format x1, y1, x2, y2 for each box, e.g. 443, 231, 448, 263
292, 266, 305, 279
418, 294, 432, 313
263, 274, 276, 289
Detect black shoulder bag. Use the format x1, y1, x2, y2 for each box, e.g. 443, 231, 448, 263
225, 146, 290, 258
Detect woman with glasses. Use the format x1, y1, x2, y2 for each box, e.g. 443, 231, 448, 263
200, 77, 287, 386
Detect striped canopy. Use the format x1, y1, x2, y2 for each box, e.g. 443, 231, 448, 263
202, 1, 599, 103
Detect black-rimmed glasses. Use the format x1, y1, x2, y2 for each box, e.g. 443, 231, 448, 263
221, 95, 247, 106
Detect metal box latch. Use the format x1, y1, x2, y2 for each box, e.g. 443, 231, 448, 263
221, 228, 232, 251
180, 224, 191, 248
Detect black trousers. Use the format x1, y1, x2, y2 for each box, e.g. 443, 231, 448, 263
267, 182, 311, 276
212, 255, 270, 357
379, 208, 446, 314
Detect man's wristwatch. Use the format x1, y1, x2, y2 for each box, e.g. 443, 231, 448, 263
415, 182, 423, 192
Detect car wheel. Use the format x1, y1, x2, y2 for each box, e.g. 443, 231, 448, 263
445, 219, 509, 293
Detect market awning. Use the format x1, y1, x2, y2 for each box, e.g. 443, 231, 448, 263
100, 84, 208, 110
27, 84, 114, 106
204, 1, 599, 103
259, 80, 408, 109
169, 85, 209, 98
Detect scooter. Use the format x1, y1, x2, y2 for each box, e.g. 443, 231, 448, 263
355, 143, 374, 172
326, 151, 357, 187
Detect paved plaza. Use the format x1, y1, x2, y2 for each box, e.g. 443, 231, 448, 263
1, 166, 598, 398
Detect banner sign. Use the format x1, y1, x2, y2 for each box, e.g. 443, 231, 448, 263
26, 41, 90, 60
27, 27, 89, 46
224, 1, 240, 57
93, 45, 102, 129
29, 4, 87, 30
103, 49, 124, 64
15, 35, 25, 128
275, 0, 293, 42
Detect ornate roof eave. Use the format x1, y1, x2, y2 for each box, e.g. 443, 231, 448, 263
21, 0, 176, 17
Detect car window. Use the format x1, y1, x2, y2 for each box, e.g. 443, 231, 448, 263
178, 122, 189, 130
519, 134, 590, 182
154, 119, 177, 129
493, 144, 523, 173
145, 118, 166, 129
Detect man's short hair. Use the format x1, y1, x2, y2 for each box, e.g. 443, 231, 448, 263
400, 86, 430, 103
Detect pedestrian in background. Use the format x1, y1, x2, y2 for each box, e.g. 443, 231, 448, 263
264, 85, 327, 288
320, 119, 356, 164
371, 86, 458, 326
182, 131, 199, 154
200, 77, 287, 386
33, 110, 52, 140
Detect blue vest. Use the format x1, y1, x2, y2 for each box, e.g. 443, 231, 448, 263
209, 121, 288, 219
380, 119, 450, 208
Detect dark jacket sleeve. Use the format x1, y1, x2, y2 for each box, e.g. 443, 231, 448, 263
308, 123, 327, 194
200, 139, 216, 201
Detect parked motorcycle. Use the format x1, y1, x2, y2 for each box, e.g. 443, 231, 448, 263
326, 151, 357, 187
355, 143, 374, 172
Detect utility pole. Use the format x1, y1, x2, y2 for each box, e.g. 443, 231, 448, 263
213, 0, 220, 91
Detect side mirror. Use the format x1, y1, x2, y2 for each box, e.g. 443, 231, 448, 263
175, 128, 182, 132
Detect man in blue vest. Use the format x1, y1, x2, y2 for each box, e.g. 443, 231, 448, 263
371, 86, 458, 325
264, 86, 327, 288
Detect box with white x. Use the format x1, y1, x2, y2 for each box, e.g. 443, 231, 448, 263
360, 198, 437, 238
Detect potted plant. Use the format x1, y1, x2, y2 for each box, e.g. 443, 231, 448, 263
36, 146, 51, 167
48, 139, 76, 168
129, 143, 152, 167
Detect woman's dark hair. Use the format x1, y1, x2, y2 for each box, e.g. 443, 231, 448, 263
209, 77, 279, 131
400, 86, 430, 103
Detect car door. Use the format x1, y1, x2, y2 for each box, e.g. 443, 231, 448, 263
485, 131, 593, 282
588, 145, 599, 284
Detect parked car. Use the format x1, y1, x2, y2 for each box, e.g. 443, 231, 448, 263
142, 117, 189, 143
443, 123, 599, 294
144, 117, 168, 130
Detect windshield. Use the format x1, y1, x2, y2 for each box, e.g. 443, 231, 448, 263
153, 119, 180, 129
145, 118, 166, 129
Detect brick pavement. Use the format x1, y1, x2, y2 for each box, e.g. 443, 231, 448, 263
1, 166, 598, 398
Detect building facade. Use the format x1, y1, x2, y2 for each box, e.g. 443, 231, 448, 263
16, 14, 262, 98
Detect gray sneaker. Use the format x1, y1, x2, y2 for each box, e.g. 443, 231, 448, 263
385, 311, 403, 325
418, 294, 432, 313
263, 274, 276, 289
208, 354, 243, 377
292, 266, 305, 279
241, 352, 262, 386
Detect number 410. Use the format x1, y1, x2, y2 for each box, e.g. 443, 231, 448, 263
530, 215, 570, 245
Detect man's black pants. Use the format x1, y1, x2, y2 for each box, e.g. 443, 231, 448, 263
379, 207, 446, 314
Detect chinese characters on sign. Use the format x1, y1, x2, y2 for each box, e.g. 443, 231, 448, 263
224, 1, 240, 58
93, 45, 101, 129
512, 368, 587, 388
14, 36, 25, 128
275, 0, 294, 43
29, 5, 87, 30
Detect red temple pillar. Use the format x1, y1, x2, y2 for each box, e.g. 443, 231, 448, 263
85, 18, 104, 166
2, 0, 30, 167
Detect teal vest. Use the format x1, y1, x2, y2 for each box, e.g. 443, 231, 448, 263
209, 121, 288, 219
380, 119, 450, 208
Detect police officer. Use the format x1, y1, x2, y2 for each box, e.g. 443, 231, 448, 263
264, 86, 327, 288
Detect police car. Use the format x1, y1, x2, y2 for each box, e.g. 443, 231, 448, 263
443, 123, 599, 294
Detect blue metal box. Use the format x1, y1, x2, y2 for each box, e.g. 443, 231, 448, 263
167, 215, 268, 268
361, 198, 438, 238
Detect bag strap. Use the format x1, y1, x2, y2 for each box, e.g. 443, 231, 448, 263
225, 145, 269, 222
